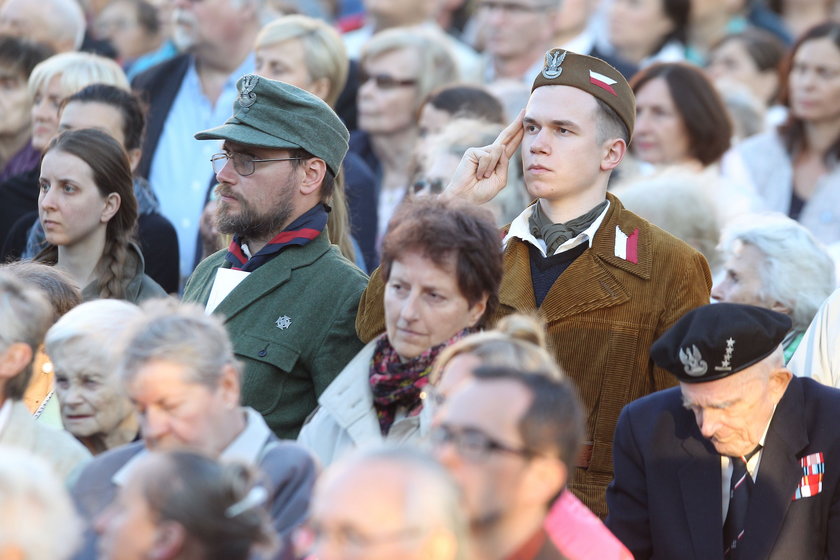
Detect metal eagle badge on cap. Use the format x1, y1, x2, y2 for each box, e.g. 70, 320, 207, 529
679, 345, 708, 377
542, 50, 566, 79
239, 74, 259, 111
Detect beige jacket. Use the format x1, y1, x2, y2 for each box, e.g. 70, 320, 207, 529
297, 341, 430, 467
0, 400, 90, 482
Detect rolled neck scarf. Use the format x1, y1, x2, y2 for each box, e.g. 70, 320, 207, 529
529, 200, 608, 254
224, 204, 327, 272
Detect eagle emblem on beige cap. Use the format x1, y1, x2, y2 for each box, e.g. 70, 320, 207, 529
542, 50, 566, 79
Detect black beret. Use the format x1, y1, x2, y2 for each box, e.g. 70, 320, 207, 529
651, 303, 792, 383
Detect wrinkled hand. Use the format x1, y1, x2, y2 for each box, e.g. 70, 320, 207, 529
442, 109, 524, 205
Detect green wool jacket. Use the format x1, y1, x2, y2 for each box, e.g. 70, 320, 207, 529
183, 231, 368, 439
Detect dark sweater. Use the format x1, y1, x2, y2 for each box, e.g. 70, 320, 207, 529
529, 242, 588, 307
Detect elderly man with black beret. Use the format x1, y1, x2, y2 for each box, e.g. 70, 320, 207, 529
607, 303, 840, 559
183, 75, 368, 439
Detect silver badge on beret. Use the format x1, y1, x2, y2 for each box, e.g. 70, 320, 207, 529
679, 344, 708, 377
239, 74, 259, 111
542, 50, 567, 79
714, 337, 735, 372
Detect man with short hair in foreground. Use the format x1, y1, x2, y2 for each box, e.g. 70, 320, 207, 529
308, 446, 470, 560
434, 365, 584, 560
607, 303, 840, 559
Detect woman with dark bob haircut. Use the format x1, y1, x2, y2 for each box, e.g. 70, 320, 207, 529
95, 450, 277, 560
722, 21, 840, 246
627, 62, 764, 224
631, 62, 732, 167
298, 196, 502, 466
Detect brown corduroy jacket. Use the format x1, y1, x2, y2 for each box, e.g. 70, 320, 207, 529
355, 193, 712, 517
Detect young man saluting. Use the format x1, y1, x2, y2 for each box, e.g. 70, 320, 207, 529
358, 50, 712, 517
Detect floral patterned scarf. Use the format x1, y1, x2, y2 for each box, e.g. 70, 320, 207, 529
369, 328, 474, 435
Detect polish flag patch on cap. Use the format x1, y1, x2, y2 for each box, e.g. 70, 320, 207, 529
589, 70, 618, 96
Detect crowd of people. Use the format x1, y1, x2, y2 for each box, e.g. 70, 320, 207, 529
3, 0, 840, 559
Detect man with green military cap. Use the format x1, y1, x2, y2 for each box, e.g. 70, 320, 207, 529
183, 74, 367, 439
356, 49, 713, 517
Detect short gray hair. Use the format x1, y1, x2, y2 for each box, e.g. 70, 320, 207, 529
0, 446, 82, 560
0, 271, 53, 401
44, 299, 141, 381
52, 0, 86, 51
719, 213, 836, 331
119, 299, 238, 389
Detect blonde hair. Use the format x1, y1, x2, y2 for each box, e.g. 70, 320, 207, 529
326, 170, 357, 265
255, 14, 348, 107
431, 313, 561, 385
361, 27, 458, 112
28, 52, 129, 100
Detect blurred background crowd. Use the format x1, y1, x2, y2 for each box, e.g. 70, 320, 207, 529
3, 0, 840, 559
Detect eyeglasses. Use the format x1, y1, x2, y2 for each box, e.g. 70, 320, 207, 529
478, 0, 556, 14
430, 424, 537, 461
301, 521, 424, 554
359, 71, 418, 90
210, 151, 303, 176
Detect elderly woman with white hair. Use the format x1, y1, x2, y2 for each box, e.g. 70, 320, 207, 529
712, 213, 836, 362
44, 299, 143, 455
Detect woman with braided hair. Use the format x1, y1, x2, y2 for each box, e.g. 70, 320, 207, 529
34, 128, 164, 302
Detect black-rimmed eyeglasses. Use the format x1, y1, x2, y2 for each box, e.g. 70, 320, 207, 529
430, 424, 537, 461
210, 151, 303, 176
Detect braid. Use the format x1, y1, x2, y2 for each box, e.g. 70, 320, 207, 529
94, 236, 129, 299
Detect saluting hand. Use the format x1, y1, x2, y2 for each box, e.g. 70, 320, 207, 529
442, 110, 524, 205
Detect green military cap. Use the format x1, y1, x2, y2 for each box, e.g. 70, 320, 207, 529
195, 74, 349, 177
532, 49, 635, 138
